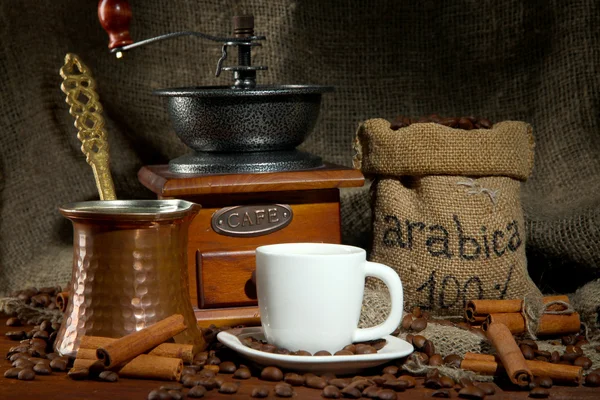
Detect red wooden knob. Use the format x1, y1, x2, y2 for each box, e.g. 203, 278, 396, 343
98, 0, 133, 50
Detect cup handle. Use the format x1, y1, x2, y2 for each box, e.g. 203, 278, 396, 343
352, 261, 404, 343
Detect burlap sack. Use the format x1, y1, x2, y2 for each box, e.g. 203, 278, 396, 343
354, 118, 542, 316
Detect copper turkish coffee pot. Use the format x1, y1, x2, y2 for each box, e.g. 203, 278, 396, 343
53, 54, 204, 357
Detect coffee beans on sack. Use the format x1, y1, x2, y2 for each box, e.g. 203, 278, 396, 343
353, 118, 542, 315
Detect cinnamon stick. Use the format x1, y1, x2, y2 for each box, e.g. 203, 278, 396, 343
56, 291, 69, 313
461, 355, 583, 384
117, 354, 182, 381
485, 322, 532, 386
97, 314, 187, 368
79, 335, 116, 349
149, 343, 194, 364
76, 348, 98, 360
465, 295, 570, 322
483, 312, 580, 336
79, 335, 194, 364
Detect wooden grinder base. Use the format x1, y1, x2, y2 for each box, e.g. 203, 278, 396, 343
138, 164, 365, 326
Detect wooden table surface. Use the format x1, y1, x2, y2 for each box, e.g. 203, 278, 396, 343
0, 315, 596, 399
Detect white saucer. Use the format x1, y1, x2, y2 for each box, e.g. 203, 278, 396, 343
217, 327, 414, 375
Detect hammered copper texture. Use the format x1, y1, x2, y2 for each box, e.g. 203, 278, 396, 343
54, 203, 203, 357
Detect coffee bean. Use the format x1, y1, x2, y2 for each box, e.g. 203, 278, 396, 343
68, 367, 90, 380
4, 367, 22, 379
6, 317, 21, 326
306, 375, 327, 389
432, 389, 451, 398
284, 372, 305, 386
476, 382, 495, 395
349, 379, 373, 391
329, 378, 349, 389
219, 361, 236, 374
585, 373, 600, 387
478, 119, 493, 129
566, 345, 583, 355
13, 358, 34, 369
334, 350, 354, 356
343, 344, 356, 353
440, 376, 454, 388
561, 335, 576, 346
167, 390, 183, 400
378, 389, 398, 400
16, 368, 35, 381
411, 318, 427, 332
404, 334, 414, 346
340, 385, 362, 398
274, 382, 294, 397
383, 365, 399, 376
98, 370, 119, 382
321, 373, 337, 384
529, 387, 549, 398
9, 353, 27, 362
424, 377, 442, 389
423, 341, 435, 357
182, 366, 197, 377
534, 376, 553, 389
322, 385, 341, 398
261, 366, 283, 382
373, 374, 393, 386
440, 117, 459, 128
401, 314, 413, 330
276, 348, 291, 355
397, 375, 416, 388
411, 335, 426, 350
429, 354, 443, 366
293, 350, 312, 356
33, 363, 52, 375
233, 367, 251, 379
562, 352, 581, 363
458, 117, 474, 130
215, 376, 227, 388
187, 385, 207, 398
458, 385, 485, 399
443, 354, 462, 368
356, 345, 377, 355
50, 358, 68, 371
261, 344, 277, 353
206, 356, 221, 365
148, 389, 171, 400
248, 385, 269, 398
383, 379, 408, 391
520, 344, 535, 360
6, 331, 26, 341
315, 350, 332, 356
195, 377, 218, 390
32, 330, 49, 340
158, 384, 182, 391
219, 382, 240, 394
362, 385, 379, 398
574, 356, 592, 369
202, 365, 219, 374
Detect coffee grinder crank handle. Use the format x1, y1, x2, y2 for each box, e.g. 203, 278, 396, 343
97, 0, 267, 88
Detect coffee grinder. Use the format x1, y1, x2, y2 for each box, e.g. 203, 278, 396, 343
98, 0, 364, 326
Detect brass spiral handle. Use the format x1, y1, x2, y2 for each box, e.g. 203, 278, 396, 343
60, 53, 116, 201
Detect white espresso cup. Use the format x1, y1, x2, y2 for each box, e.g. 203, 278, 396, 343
255, 243, 404, 354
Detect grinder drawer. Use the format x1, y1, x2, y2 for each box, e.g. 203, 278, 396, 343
197, 249, 257, 308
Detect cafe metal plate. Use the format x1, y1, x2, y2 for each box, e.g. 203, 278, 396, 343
211, 204, 293, 237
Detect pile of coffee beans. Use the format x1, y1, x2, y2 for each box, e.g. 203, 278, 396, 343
390, 114, 493, 131
240, 335, 386, 356
9, 286, 63, 313
4, 316, 71, 381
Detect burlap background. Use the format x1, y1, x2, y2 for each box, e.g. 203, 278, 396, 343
0, 1, 599, 295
